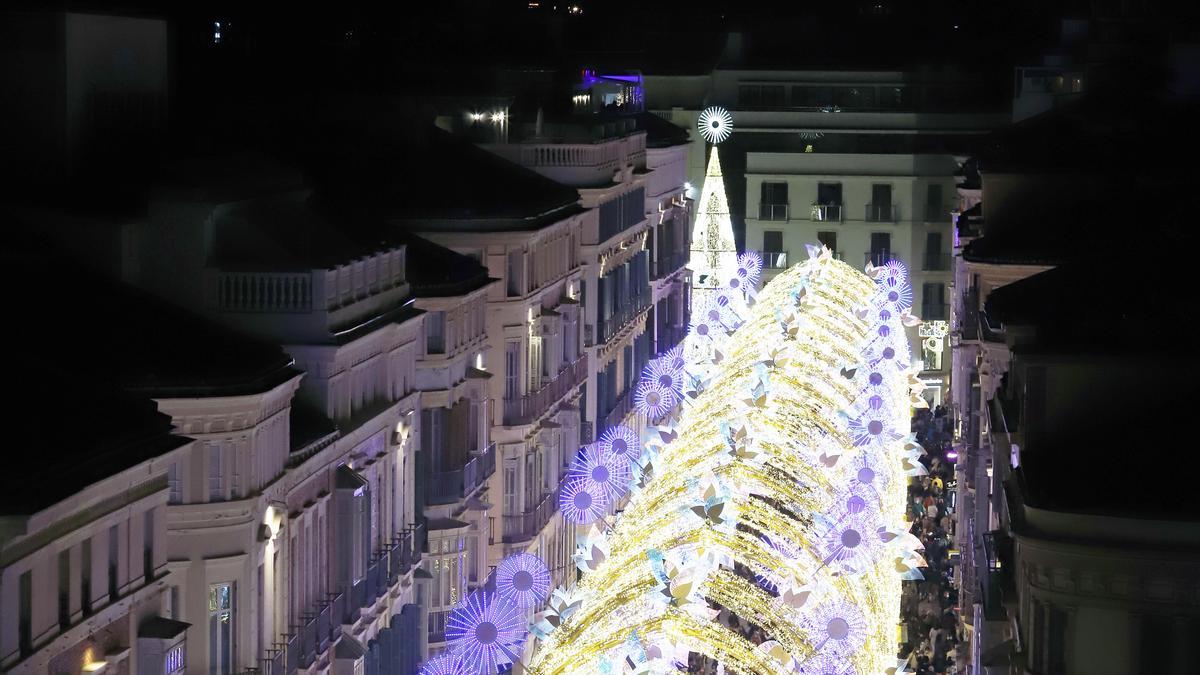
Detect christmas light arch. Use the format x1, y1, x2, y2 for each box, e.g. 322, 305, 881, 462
521, 249, 927, 675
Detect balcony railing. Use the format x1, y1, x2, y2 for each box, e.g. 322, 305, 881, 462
922, 253, 951, 271
656, 324, 688, 356
810, 204, 843, 222
601, 386, 636, 433
599, 290, 651, 344
758, 203, 789, 221
760, 251, 788, 270
502, 355, 588, 426
865, 203, 898, 222
652, 249, 690, 280
214, 272, 314, 313
501, 487, 560, 543
427, 442, 498, 505
865, 251, 895, 267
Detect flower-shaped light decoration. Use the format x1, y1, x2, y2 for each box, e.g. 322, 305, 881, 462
754, 534, 801, 595
796, 652, 858, 675
821, 508, 884, 575
570, 443, 631, 502
530, 586, 583, 641
559, 474, 610, 524
495, 552, 551, 608
708, 288, 745, 330
697, 106, 734, 144
417, 653, 464, 675
646, 356, 686, 397
873, 274, 914, 312
445, 591, 527, 673
736, 251, 764, 289
805, 598, 869, 657
876, 259, 908, 288
599, 424, 641, 464
846, 403, 901, 449
688, 297, 726, 342
661, 343, 688, 372
861, 334, 908, 374
634, 379, 676, 419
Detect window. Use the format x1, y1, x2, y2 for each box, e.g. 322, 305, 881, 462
878, 86, 911, 110
144, 509, 155, 583
791, 85, 833, 108
58, 549, 70, 629
924, 232, 945, 270
816, 228, 835, 254
817, 182, 842, 205
506, 249, 524, 297
168, 461, 182, 504
739, 84, 785, 107
922, 283, 947, 320
834, 86, 876, 109
108, 525, 119, 600
19, 570, 31, 656
759, 182, 789, 220
504, 342, 520, 400
426, 311, 445, 354
925, 183, 945, 221
81, 539, 92, 616
209, 582, 235, 675
504, 465, 518, 515
869, 184, 893, 221
869, 232, 892, 267
763, 231, 783, 253
208, 443, 224, 502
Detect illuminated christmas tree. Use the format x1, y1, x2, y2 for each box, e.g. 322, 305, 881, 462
688, 147, 738, 297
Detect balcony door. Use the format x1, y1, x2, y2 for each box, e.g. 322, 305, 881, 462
870, 184, 893, 221
869, 232, 891, 266
817, 182, 842, 205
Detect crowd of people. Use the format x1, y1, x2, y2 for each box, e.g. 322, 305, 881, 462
899, 405, 964, 674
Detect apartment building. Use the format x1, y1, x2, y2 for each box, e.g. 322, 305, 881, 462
647, 53, 1007, 404
1, 366, 187, 675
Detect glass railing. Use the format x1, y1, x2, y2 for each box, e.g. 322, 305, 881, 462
865, 203, 898, 222
810, 204, 843, 222
758, 203, 789, 221
760, 251, 788, 269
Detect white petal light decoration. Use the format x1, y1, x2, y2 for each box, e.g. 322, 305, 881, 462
697, 105, 734, 144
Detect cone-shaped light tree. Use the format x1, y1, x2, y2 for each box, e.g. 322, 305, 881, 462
688, 148, 738, 299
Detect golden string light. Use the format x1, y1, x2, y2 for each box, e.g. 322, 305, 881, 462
525, 252, 919, 674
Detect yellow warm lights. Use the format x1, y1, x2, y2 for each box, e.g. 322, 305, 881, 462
525, 254, 910, 674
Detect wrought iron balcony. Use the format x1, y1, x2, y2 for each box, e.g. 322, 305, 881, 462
864, 251, 896, 267
501, 487, 561, 543
599, 290, 651, 344
427, 442, 498, 505
502, 356, 588, 426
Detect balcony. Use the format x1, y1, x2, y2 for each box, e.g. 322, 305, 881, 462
760, 251, 788, 270
810, 204, 843, 222
427, 442, 497, 506
758, 203, 789, 221
652, 249, 690, 281
864, 251, 896, 267
922, 253, 952, 271
502, 355, 588, 426
601, 386, 636, 433
865, 203, 898, 223
502, 487, 560, 543
213, 272, 313, 313
599, 290, 651, 344
656, 324, 687, 356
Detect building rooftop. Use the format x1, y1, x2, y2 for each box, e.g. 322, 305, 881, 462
393, 232, 495, 298
6, 243, 299, 399
211, 191, 405, 272
313, 128, 582, 231
1, 364, 188, 516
